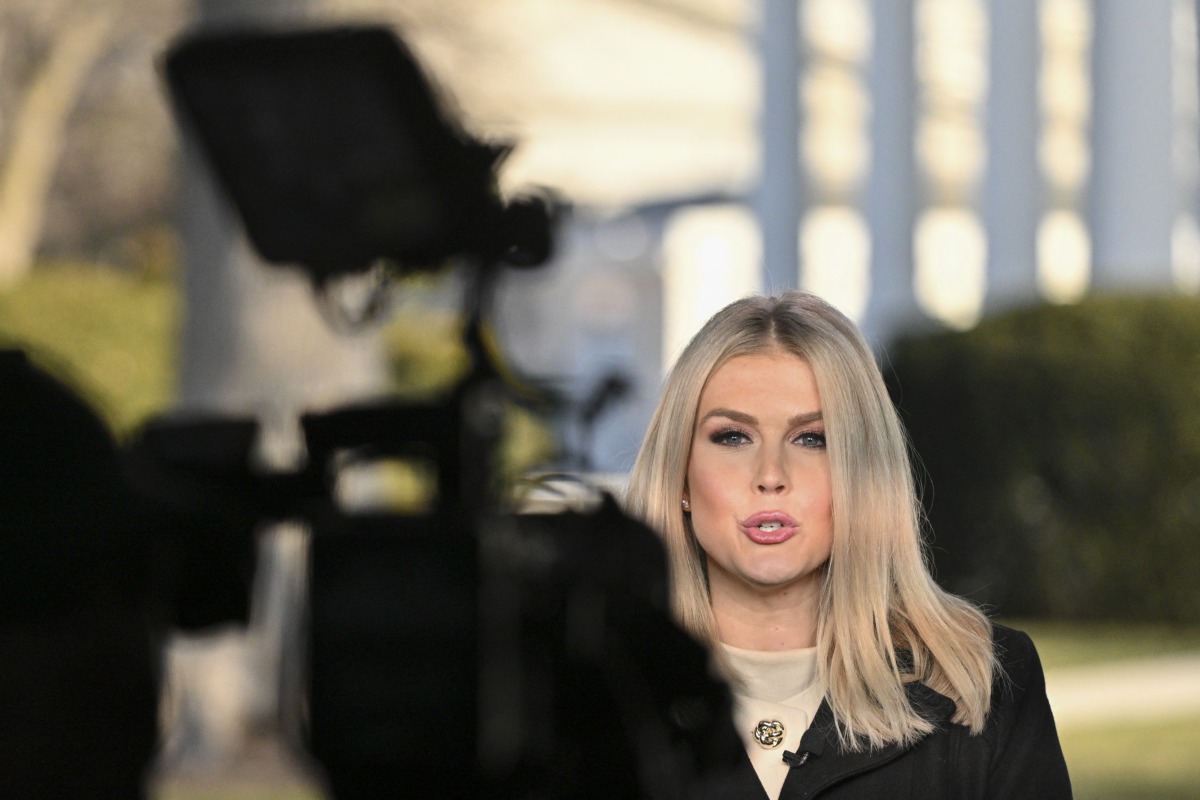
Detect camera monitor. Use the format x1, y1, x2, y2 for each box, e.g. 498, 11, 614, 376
164, 26, 538, 280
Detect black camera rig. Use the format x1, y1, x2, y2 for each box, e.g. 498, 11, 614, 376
138, 25, 743, 799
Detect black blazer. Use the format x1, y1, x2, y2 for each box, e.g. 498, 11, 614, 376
702, 624, 1073, 800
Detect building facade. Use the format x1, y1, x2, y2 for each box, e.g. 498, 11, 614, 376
503, 0, 1200, 473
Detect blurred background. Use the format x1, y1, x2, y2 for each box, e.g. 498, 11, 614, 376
1, 0, 1198, 798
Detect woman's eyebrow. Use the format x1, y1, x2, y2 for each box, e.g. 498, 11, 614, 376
699, 408, 757, 426
789, 411, 823, 427
698, 409, 823, 427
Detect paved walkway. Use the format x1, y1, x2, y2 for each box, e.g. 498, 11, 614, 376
1044, 652, 1200, 729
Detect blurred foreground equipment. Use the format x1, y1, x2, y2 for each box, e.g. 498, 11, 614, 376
132, 25, 744, 798
164, 25, 553, 285
0, 350, 161, 799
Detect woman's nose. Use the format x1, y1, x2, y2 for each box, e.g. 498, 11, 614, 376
755, 448, 788, 494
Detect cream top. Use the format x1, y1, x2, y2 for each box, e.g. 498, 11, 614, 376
721, 644, 826, 800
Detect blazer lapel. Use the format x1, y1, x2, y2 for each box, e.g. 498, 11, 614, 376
776, 683, 957, 799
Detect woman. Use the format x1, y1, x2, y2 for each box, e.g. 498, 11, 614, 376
625, 292, 1071, 799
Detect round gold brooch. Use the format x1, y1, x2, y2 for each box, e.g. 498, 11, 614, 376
753, 719, 785, 749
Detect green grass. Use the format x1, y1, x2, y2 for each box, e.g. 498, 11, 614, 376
1062, 716, 1200, 800
1005, 618, 1200, 798
155, 787, 323, 800
1003, 618, 1200, 670
0, 263, 177, 437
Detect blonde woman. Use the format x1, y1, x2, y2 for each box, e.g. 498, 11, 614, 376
625, 292, 1071, 799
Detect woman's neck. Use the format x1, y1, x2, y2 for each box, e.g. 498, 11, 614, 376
710, 576, 821, 651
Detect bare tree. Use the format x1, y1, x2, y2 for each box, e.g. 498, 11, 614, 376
0, 0, 190, 285
0, 1, 121, 285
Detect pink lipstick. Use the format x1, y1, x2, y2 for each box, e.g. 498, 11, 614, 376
740, 511, 799, 544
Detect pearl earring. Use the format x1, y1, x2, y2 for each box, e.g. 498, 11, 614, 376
681, 498, 690, 511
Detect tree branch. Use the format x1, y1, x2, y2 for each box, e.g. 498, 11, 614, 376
0, 6, 119, 286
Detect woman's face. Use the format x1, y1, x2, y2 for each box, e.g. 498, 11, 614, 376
684, 349, 834, 601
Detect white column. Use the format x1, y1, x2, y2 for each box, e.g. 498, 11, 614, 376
863, 0, 923, 347
755, 0, 803, 292
1088, 0, 1176, 290
1172, 0, 1200, 292
984, 0, 1041, 311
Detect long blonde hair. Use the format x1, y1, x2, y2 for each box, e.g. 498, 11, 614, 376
625, 291, 995, 751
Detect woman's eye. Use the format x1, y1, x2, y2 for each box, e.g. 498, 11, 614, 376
795, 431, 827, 449
711, 429, 751, 446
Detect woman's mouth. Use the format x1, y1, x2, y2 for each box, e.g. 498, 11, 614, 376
741, 512, 798, 544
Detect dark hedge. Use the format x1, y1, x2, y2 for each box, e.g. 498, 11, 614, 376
885, 294, 1200, 622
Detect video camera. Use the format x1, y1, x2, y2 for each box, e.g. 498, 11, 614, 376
133, 25, 742, 799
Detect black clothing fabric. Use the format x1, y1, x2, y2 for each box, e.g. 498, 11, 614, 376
704, 623, 1072, 800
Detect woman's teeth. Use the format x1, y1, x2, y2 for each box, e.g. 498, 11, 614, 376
757, 521, 782, 532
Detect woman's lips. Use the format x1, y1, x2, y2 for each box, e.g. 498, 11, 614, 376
740, 511, 799, 544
